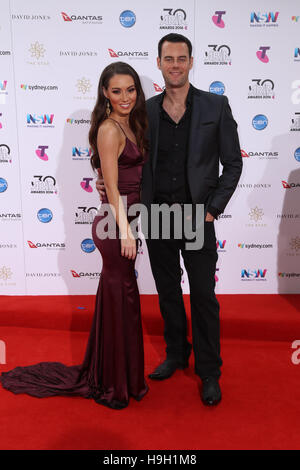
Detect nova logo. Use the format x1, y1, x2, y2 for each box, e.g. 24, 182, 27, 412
27, 114, 54, 125
153, 83, 163, 92
250, 12, 279, 25
80, 177, 93, 192
72, 147, 92, 159
256, 46, 270, 63
212, 11, 226, 28
0, 81, 7, 90
241, 269, 267, 279
35, 145, 49, 161
216, 240, 226, 249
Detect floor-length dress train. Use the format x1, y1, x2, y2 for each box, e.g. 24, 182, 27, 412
0, 136, 148, 410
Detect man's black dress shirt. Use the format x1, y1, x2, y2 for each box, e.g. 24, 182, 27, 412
153, 85, 219, 218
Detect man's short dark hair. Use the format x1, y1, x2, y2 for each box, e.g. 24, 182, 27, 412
158, 33, 192, 58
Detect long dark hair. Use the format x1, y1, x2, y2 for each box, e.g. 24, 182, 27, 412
89, 62, 148, 170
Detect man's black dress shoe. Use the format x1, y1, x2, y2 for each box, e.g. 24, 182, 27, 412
148, 358, 189, 380
201, 377, 222, 406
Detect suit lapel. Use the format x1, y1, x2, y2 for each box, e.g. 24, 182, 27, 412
187, 87, 203, 166
149, 97, 160, 177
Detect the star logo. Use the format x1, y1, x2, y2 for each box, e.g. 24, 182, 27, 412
249, 206, 264, 222
76, 77, 91, 94
290, 236, 300, 252
29, 41, 45, 60
0, 266, 12, 281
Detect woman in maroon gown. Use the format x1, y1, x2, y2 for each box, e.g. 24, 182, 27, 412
0, 62, 149, 409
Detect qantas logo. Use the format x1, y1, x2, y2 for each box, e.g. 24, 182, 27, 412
61, 12, 72, 21
241, 150, 249, 157
282, 180, 300, 188
153, 83, 163, 92
108, 48, 148, 58
108, 48, 118, 58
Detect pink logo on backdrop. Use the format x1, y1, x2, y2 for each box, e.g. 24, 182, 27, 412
35, 145, 49, 161
80, 177, 93, 192
256, 46, 270, 63
212, 11, 226, 28
0, 113, 2, 129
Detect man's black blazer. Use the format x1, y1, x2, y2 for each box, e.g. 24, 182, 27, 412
141, 84, 242, 216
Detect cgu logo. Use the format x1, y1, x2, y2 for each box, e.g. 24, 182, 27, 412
241, 269, 267, 278
250, 12, 279, 23
216, 240, 226, 249
27, 114, 54, 124
282, 180, 300, 189
0, 81, 7, 91
72, 147, 91, 157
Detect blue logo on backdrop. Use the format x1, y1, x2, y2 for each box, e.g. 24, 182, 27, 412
209, 81, 225, 95
37, 208, 53, 223
119, 10, 136, 28
0, 177, 8, 192
252, 114, 268, 130
81, 238, 96, 253
295, 147, 300, 162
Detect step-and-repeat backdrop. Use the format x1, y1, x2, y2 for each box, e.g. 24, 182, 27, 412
0, 0, 299, 295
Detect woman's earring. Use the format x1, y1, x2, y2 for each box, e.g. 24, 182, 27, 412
106, 99, 111, 117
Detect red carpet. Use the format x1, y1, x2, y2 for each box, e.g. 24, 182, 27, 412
0, 294, 300, 450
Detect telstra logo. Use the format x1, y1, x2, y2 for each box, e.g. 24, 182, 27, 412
212, 11, 226, 28
256, 46, 270, 63
35, 145, 49, 161
80, 177, 93, 192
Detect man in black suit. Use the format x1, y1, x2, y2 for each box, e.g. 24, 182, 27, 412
141, 33, 242, 406
98, 34, 242, 406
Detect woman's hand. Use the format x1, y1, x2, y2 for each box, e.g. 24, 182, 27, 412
96, 168, 106, 200
121, 232, 136, 260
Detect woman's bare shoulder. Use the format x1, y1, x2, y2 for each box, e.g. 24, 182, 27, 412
97, 119, 122, 142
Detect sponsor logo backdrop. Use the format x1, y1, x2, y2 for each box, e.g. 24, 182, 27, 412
0, 0, 299, 294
